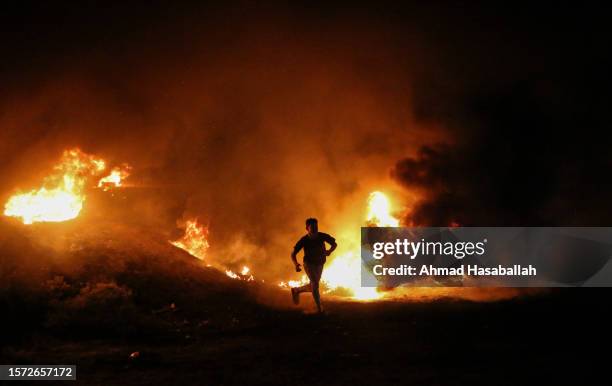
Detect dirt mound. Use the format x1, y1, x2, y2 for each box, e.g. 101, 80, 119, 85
0, 218, 279, 342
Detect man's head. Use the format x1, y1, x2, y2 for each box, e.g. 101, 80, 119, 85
305, 218, 318, 236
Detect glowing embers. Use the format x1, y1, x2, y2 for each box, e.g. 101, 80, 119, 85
226, 266, 255, 281
4, 148, 131, 224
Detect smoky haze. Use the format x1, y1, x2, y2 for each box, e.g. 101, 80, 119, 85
0, 2, 609, 280
0, 3, 441, 280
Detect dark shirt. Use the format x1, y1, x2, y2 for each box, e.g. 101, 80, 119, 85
293, 232, 336, 265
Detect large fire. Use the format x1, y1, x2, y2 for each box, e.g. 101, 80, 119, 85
3, 149, 522, 305
168, 191, 401, 300
170, 191, 399, 301
281, 191, 400, 300
3, 148, 130, 225
5, 149, 397, 301
170, 191, 402, 301
321, 191, 399, 300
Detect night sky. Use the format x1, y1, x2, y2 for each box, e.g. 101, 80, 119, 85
1, 1, 609, 235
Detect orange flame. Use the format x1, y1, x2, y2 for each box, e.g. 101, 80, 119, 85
170, 220, 210, 260
98, 164, 131, 191
170, 194, 399, 300
225, 266, 255, 281
3, 148, 112, 224
170, 219, 256, 281
278, 275, 309, 289
318, 191, 398, 300
365, 191, 399, 227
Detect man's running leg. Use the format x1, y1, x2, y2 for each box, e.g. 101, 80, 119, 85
292, 269, 312, 305
304, 263, 324, 313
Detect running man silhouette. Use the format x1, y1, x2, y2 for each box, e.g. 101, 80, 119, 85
291, 218, 337, 313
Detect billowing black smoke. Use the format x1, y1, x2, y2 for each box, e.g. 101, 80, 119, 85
391, 4, 610, 226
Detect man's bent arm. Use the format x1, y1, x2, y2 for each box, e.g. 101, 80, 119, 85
291, 239, 303, 268
326, 240, 337, 256
291, 250, 299, 266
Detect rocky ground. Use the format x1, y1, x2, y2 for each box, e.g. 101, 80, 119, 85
2, 291, 608, 386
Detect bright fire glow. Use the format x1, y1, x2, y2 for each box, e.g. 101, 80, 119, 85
280, 190, 400, 301
170, 219, 257, 281
279, 275, 309, 289
98, 165, 131, 191
3, 148, 110, 224
172, 193, 399, 301
321, 251, 382, 300
366, 191, 399, 227
170, 220, 209, 260
226, 266, 255, 281
320, 191, 399, 300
